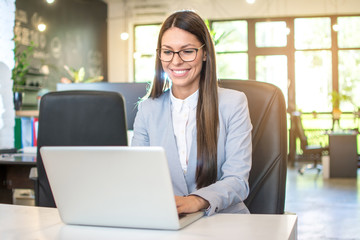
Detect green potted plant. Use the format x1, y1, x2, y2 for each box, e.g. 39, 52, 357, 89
330, 91, 343, 120
61, 65, 103, 83
330, 88, 354, 118
12, 40, 35, 110
329, 88, 354, 130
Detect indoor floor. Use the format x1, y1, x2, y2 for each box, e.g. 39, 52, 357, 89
285, 165, 360, 240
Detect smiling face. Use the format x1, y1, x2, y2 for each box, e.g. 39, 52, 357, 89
160, 27, 206, 99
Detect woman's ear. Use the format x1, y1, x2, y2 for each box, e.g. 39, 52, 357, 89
203, 52, 207, 61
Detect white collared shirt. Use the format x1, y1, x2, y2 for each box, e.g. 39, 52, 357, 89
170, 89, 198, 172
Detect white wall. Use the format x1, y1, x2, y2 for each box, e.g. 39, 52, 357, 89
0, 0, 16, 149
107, 0, 129, 83
106, 0, 360, 82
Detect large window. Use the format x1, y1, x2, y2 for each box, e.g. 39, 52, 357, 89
337, 17, 360, 48
338, 50, 360, 111
134, 24, 161, 83
254, 20, 289, 106
256, 55, 288, 104
294, 18, 331, 49
294, 17, 332, 113
337, 17, 360, 112
255, 21, 288, 47
295, 50, 332, 112
212, 20, 248, 79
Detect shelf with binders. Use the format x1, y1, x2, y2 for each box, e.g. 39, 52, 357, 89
14, 112, 39, 151
14, 70, 46, 150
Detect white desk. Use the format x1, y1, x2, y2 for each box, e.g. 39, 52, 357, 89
0, 204, 297, 240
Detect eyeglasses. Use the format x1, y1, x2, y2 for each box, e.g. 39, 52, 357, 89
157, 44, 205, 62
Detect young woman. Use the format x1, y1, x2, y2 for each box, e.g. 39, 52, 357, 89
132, 10, 252, 216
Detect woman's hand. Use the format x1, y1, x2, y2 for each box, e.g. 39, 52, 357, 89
175, 195, 210, 214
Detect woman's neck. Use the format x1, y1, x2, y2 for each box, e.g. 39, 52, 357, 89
171, 86, 199, 100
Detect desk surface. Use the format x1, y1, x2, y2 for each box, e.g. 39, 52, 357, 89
0, 153, 36, 166
16, 110, 39, 117
0, 204, 297, 240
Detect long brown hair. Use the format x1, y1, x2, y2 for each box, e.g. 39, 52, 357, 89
149, 10, 219, 189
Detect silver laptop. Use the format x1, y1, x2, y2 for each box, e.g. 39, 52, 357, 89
40, 146, 204, 230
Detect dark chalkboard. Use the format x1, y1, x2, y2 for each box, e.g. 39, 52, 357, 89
15, 0, 107, 91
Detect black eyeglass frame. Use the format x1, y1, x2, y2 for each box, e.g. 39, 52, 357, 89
156, 44, 205, 62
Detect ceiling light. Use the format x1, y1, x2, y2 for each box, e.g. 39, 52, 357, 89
246, 0, 256, 4
120, 32, 129, 40
38, 23, 46, 32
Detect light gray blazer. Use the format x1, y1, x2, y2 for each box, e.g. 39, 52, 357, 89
132, 87, 252, 216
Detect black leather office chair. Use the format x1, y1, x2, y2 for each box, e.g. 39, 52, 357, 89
292, 113, 329, 174
35, 91, 128, 207
218, 79, 287, 214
